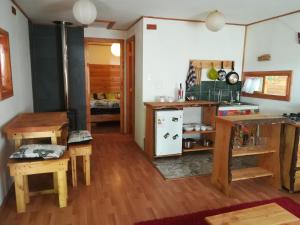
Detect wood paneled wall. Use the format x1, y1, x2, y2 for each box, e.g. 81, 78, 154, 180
89, 64, 120, 93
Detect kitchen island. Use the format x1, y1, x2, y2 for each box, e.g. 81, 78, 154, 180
211, 114, 288, 195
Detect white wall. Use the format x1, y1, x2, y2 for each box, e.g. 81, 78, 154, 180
86, 45, 120, 65
0, 0, 33, 205
84, 26, 126, 40
142, 18, 245, 102
242, 13, 300, 114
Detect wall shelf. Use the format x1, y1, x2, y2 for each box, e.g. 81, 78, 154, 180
232, 146, 275, 157
183, 145, 214, 153
232, 167, 273, 181
183, 130, 216, 135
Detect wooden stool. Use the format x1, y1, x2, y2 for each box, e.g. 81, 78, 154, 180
69, 143, 92, 187
7, 152, 69, 213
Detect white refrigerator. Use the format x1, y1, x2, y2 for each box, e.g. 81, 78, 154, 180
155, 110, 183, 156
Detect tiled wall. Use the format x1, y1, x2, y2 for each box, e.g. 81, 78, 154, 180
186, 81, 242, 102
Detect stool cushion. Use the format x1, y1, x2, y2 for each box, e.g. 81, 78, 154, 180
68, 130, 92, 144
9, 144, 66, 159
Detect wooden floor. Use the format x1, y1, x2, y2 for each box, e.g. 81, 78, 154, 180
0, 133, 300, 225
91, 122, 120, 134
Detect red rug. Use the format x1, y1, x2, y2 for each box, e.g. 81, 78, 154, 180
135, 197, 300, 225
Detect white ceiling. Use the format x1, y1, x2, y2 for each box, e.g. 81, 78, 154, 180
14, 0, 300, 29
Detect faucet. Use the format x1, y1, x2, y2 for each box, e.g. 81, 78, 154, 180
236, 91, 240, 102
230, 91, 234, 103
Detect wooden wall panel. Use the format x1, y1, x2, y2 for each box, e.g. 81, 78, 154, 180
89, 64, 120, 93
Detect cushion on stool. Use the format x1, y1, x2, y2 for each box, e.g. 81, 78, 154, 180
9, 144, 66, 159
68, 130, 92, 144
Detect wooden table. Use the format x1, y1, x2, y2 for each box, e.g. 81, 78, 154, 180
7, 152, 69, 213
205, 203, 300, 225
3, 112, 69, 213
3, 112, 68, 148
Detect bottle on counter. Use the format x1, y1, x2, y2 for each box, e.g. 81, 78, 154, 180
178, 83, 184, 101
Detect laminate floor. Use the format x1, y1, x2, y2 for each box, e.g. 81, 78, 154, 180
0, 133, 299, 225
91, 122, 120, 134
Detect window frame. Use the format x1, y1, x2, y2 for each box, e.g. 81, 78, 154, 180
0, 27, 13, 101
241, 70, 292, 101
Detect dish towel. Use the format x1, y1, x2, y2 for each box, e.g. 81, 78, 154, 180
186, 62, 196, 90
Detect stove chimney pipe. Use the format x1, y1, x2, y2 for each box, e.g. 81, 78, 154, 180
53, 21, 72, 111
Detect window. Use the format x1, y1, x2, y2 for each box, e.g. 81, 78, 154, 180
0, 27, 13, 100
241, 70, 292, 101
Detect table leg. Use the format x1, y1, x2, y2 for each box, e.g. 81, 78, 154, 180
51, 136, 57, 145
71, 156, 77, 187
57, 171, 68, 208
83, 155, 91, 186
14, 139, 22, 149
14, 175, 26, 213
23, 175, 30, 203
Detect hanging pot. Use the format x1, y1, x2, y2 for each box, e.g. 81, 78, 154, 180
207, 63, 218, 80
217, 61, 227, 81
226, 62, 239, 85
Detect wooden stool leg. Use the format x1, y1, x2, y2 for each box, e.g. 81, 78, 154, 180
23, 175, 30, 204
71, 156, 77, 187
83, 155, 91, 186
53, 173, 58, 193
57, 171, 67, 208
82, 156, 86, 175
14, 175, 26, 213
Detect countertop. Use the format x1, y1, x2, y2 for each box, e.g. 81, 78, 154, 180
216, 114, 288, 125
144, 100, 218, 109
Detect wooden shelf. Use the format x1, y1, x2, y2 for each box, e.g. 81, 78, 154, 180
232, 167, 273, 181
232, 146, 275, 157
183, 130, 216, 135
183, 145, 214, 153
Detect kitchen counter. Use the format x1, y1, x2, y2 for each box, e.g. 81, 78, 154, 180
216, 114, 288, 125
144, 100, 217, 160
144, 100, 217, 109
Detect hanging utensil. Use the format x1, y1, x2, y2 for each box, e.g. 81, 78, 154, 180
226, 61, 239, 85
198, 65, 202, 85
207, 62, 218, 80
217, 61, 227, 81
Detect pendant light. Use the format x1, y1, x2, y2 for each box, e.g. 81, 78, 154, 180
111, 43, 121, 57
73, 0, 97, 25
205, 10, 225, 32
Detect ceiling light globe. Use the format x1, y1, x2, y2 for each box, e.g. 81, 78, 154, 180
111, 43, 121, 57
73, 0, 97, 25
205, 11, 225, 32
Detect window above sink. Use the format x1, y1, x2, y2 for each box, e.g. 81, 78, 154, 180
241, 70, 292, 101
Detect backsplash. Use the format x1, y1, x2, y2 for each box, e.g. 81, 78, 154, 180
186, 81, 242, 102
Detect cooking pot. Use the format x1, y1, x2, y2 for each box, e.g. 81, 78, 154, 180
226, 62, 239, 85
217, 61, 226, 81
202, 139, 213, 147
183, 138, 195, 149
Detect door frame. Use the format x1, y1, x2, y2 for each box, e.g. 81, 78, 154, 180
125, 36, 135, 136
84, 38, 125, 133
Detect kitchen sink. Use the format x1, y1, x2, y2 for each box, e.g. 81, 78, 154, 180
219, 101, 256, 107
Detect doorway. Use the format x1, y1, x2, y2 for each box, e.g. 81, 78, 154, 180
84, 38, 125, 133
126, 36, 135, 136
